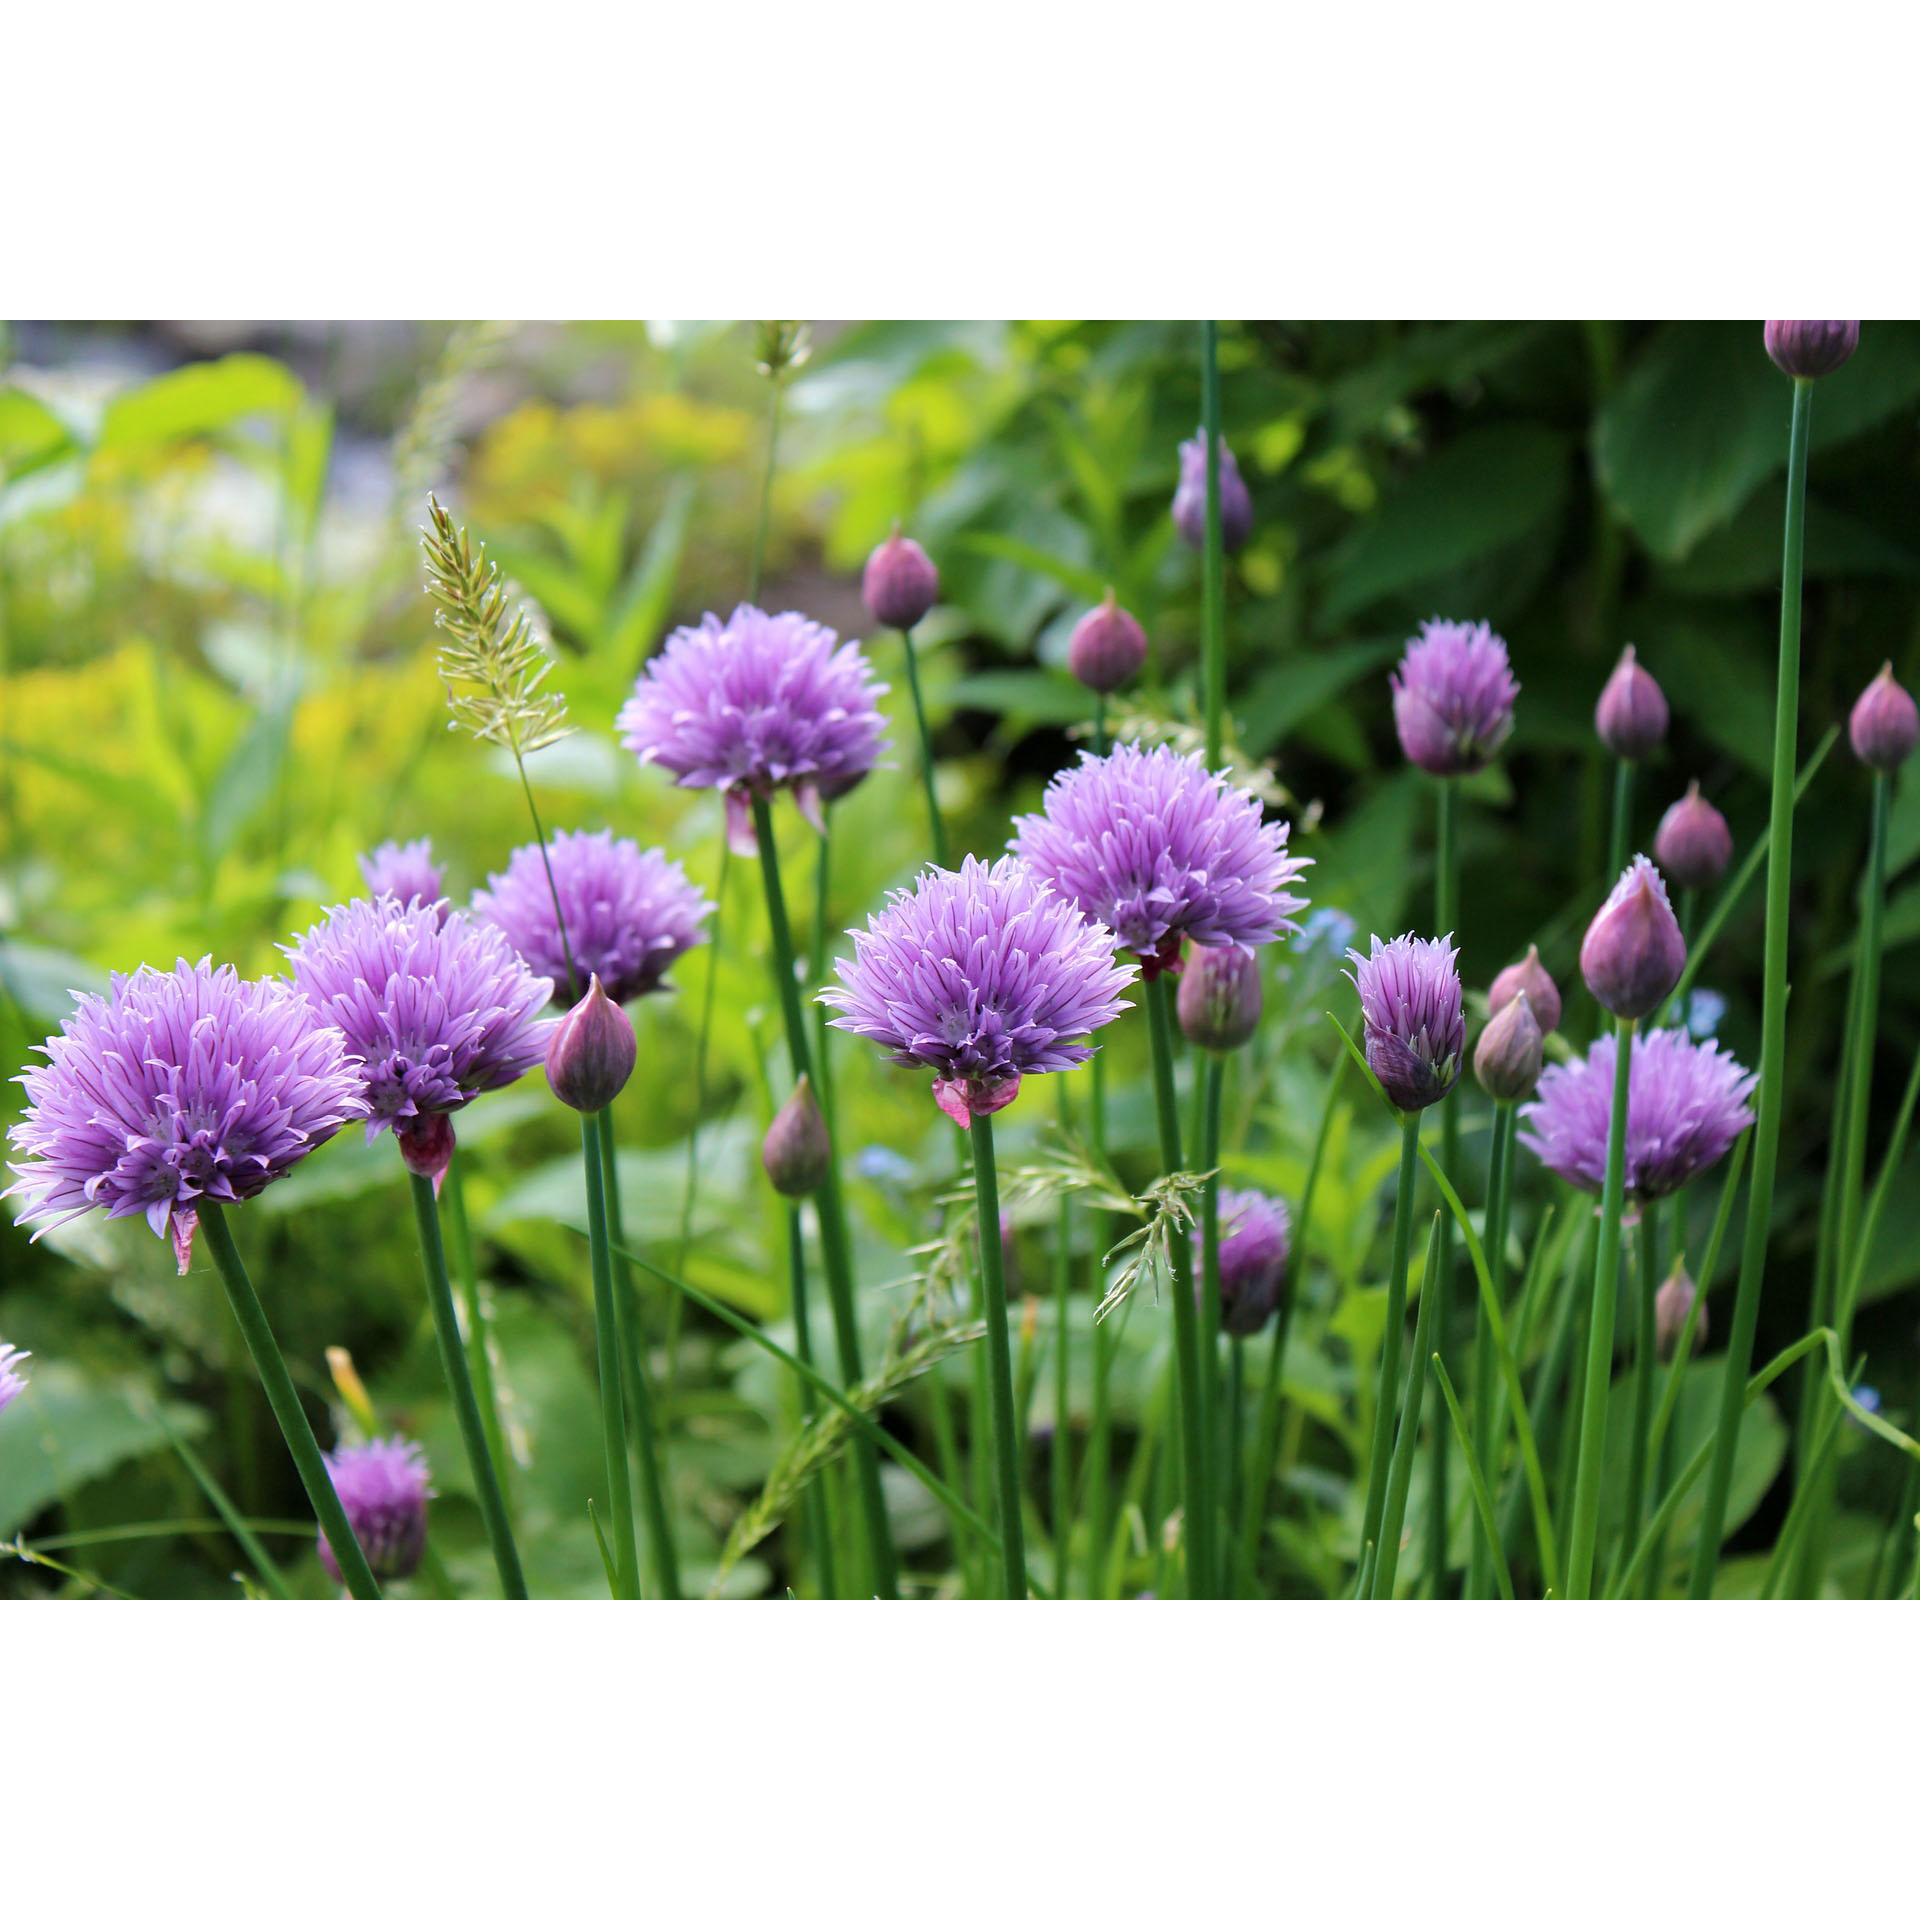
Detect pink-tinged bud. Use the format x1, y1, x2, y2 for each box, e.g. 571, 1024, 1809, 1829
1849, 662, 1918, 773
1763, 321, 1859, 382
1581, 855, 1687, 1020
1176, 944, 1262, 1052
1067, 590, 1149, 696
1172, 431, 1254, 552
396, 1111, 456, 1190
761, 1073, 832, 1197
861, 525, 939, 631
1474, 990, 1544, 1103
544, 974, 636, 1113
1488, 944, 1562, 1036
1653, 781, 1733, 891
1594, 645, 1669, 761
1655, 1267, 1704, 1361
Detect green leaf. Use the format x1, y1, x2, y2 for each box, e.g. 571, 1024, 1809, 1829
947, 669, 1096, 727
0, 382, 78, 480
0, 940, 112, 1027
1236, 640, 1400, 756
98, 353, 305, 451
951, 529, 1111, 606
1660, 482, 1920, 595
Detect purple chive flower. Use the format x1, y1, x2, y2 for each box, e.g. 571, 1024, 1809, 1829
616, 605, 890, 855
1390, 618, 1520, 777
1520, 1026, 1756, 1200
1009, 744, 1310, 978
862, 526, 940, 631
5, 959, 367, 1274
0, 1344, 29, 1418
821, 855, 1136, 1128
473, 828, 711, 1009
287, 897, 550, 1182
1653, 782, 1733, 892
357, 838, 445, 916
1764, 322, 1859, 381
1581, 855, 1687, 1021
1172, 431, 1254, 552
1347, 933, 1465, 1113
1594, 645, 1669, 761
1193, 1188, 1290, 1337
1489, 944, 1563, 1036
1850, 663, 1918, 773
317, 1436, 433, 1584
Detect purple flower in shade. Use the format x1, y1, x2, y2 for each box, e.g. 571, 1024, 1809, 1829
1193, 1188, 1291, 1337
1519, 1026, 1756, 1201
1653, 782, 1733, 892
615, 605, 890, 855
473, 828, 712, 1009
1850, 662, 1919, 773
820, 855, 1136, 1128
5, 959, 367, 1274
0, 1344, 28, 1418
1489, 944, 1563, 1036
1390, 618, 1519, 777
1594, 645, 1669, 762
1764, 322, 1859, 381
287, 897, 550, 1183
1171, 431, 1254, 552
1009, 744, 1310, 978
1581, 855, 1686, 1021
357, 838, 445, 916
1347, 933, 1465, 1113
317, 1436, 433, 1584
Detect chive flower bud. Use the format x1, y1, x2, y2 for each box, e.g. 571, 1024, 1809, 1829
1192, 1189, 1290, 1337
396, 1111, 456, 1188
1849, 662, 1918, 773
861, 526, 940, 632
1655, 1268, 1704, 1360
1653, 781, 1733, 891
761, 1074, 832, 1197
1067, 590, 1148, 695
544, 975, 636, 1114
1580, 855, 1686, 1020
1176, 944, 1263, 1052
1763, 322, 1859, 381
318, 1437, 433, 1585
1171, 431, 1253, 552
1488, 944, 1562, 1036
1474, 989, 1544, 1103
1594, 645, 1669, 761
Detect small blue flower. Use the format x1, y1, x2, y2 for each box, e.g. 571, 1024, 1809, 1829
1848, 1385, 1883, 1428
1684, 988, 1728, 1041
1296, 907, 1358, 964
856, 1145, 918, 1187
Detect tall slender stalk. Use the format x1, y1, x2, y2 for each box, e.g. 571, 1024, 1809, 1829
580, 1115, 641, 1599
786, 1202, 839, 1598
750, 790, 898, 1596
1052, 1077, 1074, 1590
1620, 1203, 1660, 1589
197, 1206, 382, 1601
441, 1156, 509, 1505
1197, 1053, 1226, 1591
1200, 319, 1227, 772
669, 841, 729, 1390
969, 1112, 1028, 1598
406, 1173, 527, 1598
748, 355, 786, 604
1466, 1098, 1517, 1599
1359, 1114, 1423, 1582
896, 623, 948, 868
1607, 760, 1635, 881
1566, 1014, 1637, 1599
1689, 375, 1814, 1598
1369, 1211, 1444, 1597
1430, 777, 1460, 1592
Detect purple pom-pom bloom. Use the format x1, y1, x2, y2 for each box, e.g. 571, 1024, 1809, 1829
1009, 744, 1310, 978
1581, 855, 1686, 1021
1520, 1026, 1756, 1200
317, 1436, 433, 1584
1193, 1188, 1290, 1337
1348, 933, 1465, 1113
287, 897, 551, 1176
1391, 618, 1519, 777
616, 604, 890, 856
5, 959, 368, 1274
821, 855, 1136, 1128
1850, 662, 1918, 773
1171, 431, 1254, 552
1764, 322, 1859, 381
473, 828, 712, 1009
0, 1343, 29, 1419
358, 838, 445, 915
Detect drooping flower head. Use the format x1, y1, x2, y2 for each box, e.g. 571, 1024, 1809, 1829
318, 1436, 433, 1584
1009, 744, 1310, 978
6, 959, 367, 1273
1193, 1189, 1291, 1337
616, 605, 890, 854
357, 838, 445, 915
821, 855, 1136, 1127
1347, 933, 1465, 1113
1520, 1026, 1756, 1200
1171, 431, 1254, 552
473, 828, 711, 1009
1391, 618, 1519, 777
1581, 855, 1686, 1020
0, 1344, 29, 1419
287, 897, 550, 1180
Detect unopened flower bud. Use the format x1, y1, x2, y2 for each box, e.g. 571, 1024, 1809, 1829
1849, 662, 1918, 773
1595, 645, 1669, 761
544, 974, 636, 1113
1581, 855, 1687, 1021
1763, 321, 1859, 382
396, 1110, 456, 1188
1653, 781, 1733, 891
761, 1073, 832, 1197
1172, 431, 1254, 552
861, 525, 939, 631
1176, 944, 1262, 1052
1488, 943, 1562, 1036
1655, 1268, 1704, 1361
1067, 590, 1148, 695
1474, 990, 1544, 1103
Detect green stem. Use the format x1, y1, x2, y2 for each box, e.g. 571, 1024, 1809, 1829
1371, 1210, 1444, 1597
441, 1156, 509, 1509
1688, 374, 1812, 1599
1084, 1038, 1111, 1596
195, 1207, 381, 1602
669, 840, 729, 1392
1052, 1077, 1074, 1590
581, 1116, 641, 1598
810, 819, 838, 1123
1225, 1339, 1245, 1592
1143, 970, 1216, 1597
969, 1112, 1028, 1598
1200, 318, 1227, 771
1466, 1099, 1517, 1599
1835, 771, 1889, 1328
750, 790, 898, 1596
1358, 1113, 1423, 1582
1620, 1202, 1660, 1590
1431, 1355, 1516, 1601
152, 1399, 298, 1600
1607, 758, 1635, 883
1431, 776, 1460, 1594
1198, 1052, 1225, 1591
748, 373, 784, 604
787, 1201, 838, 1598
897, 624, 948, 867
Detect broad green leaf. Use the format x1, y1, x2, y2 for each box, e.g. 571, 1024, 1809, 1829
98, 353, 305, 451
1660, 482, 1920, 595
0, 940, 112, 1027
0, 382, 77, 480
1237, 639, 1400, 756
